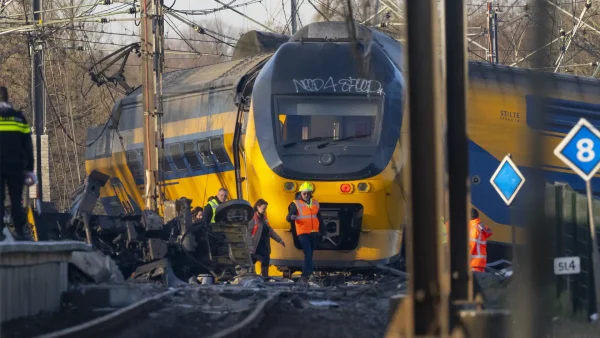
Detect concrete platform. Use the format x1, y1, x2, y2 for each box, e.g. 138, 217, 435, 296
0, 240, 92, 323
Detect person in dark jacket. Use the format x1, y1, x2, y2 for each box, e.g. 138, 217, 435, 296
191, 206, 203, 224
249, 199, 285, 278
286, 182, 325, 282
202, 188, 228, 224
0, 87, 35, 241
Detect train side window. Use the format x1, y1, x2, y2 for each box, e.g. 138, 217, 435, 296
210, 136, 230, 165
161, 152, 173, 173
126, 150, 144, 178
169, 143, 187, 171
197, 139, 215, 167
183, 142, 203, 170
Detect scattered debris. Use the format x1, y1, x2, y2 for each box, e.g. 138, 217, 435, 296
34, 171, 257, 286
70, 250, 124, 284
309, 300, 339, 308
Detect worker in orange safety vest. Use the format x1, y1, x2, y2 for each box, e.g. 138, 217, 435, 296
286, 182, 324, 282
441, 208, 493, 272
469, 208, 492, 272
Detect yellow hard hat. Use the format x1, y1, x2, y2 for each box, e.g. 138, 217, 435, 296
298, 182, 314, 192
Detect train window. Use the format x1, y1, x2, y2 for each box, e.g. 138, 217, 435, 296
168, 144, 187, 171
197, 139, 215, 167
125, 150, 144, 178
183, 142, 203, 170
161, 152, 173, 173
277, 98, 379, 145
95, 134, 105, 157
210, 136, 230, 165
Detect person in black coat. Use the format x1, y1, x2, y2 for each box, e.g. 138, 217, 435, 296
0, 87, 36, 241
248, 199, 285, 278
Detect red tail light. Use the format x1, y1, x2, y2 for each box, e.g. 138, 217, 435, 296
340, 184, 352, 193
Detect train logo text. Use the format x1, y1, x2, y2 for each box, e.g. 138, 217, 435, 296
500, 110, 520, 123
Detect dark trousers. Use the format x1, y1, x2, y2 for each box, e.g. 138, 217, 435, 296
298, 233, 318, 278
252, 253, 270, 276
0, 172, 25, 233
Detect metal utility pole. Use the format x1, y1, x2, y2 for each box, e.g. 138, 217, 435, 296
31, 0, 45, 201
140, 0, 165, 212
405, 0, 448, 335
291, 0, 297, 34
487, 2, 499, 64
374, 0, 380, 26
70, 0, 74, 50
445, 0, 472, 304
486, 2, 499, 64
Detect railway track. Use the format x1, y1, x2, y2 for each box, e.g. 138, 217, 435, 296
23, 279, 402, 338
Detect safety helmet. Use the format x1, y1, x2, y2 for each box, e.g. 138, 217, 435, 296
298, 182, 314, 192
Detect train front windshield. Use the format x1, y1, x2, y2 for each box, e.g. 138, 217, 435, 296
274, 97, 381, 146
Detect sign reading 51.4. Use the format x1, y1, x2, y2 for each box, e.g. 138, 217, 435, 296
554, 118, 600, 182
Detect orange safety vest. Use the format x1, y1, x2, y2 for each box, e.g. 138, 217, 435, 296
293, 199, 320, 235
469, 218, 493, 272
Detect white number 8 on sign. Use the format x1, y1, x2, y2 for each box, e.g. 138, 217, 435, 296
576, 138, 595, 163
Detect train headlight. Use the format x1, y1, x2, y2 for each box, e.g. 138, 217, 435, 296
357, 182, 370, 192
340, 183, 353, 194
283, 182, 296, 192
319, 153, 335, 166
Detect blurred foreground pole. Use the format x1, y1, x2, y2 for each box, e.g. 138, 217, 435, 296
405, 0, 448, 336
513, 1, 553, 336
444, 0, 472, 304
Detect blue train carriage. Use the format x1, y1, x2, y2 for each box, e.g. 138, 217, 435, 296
84, 21, 411, 275
467, 61, 600, 261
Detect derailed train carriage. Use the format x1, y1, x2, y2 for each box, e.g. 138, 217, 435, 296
30, 20, 600, 277
84, 22, 410, 276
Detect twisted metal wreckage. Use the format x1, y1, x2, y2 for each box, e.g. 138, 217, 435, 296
31, 170, 257, 286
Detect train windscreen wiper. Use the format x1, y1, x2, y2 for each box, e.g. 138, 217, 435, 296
316, 134, 372, 149
283, 136, 329, 148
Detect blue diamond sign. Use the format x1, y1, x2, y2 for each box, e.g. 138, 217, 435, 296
554, 118, 600, 182
490, 155, 526, 206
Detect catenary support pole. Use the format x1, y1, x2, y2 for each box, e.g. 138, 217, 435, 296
31, 0, 44, 201
291, 0, 297, 34
140, 0, 164, 211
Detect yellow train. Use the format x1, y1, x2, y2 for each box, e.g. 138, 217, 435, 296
85, 20, 600, 271
86, 22, 409, 275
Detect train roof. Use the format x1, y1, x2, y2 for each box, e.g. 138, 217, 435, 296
468, 60, 600, 91
289, 21, 404, 71
118, 53, 272, 107
231, 31, 290, 60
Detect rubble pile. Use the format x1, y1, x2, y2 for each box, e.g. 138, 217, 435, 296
34, 171, 256, 285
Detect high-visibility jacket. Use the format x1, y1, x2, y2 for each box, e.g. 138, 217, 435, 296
293, 199, 320, 235
0, 103, 34, 173
208, 199, 219, 223
469, 217, 493, 272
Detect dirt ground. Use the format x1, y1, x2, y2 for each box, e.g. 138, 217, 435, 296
1, 307, 112, 338
106, 287, 272, 338
252, 279, 403, 338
